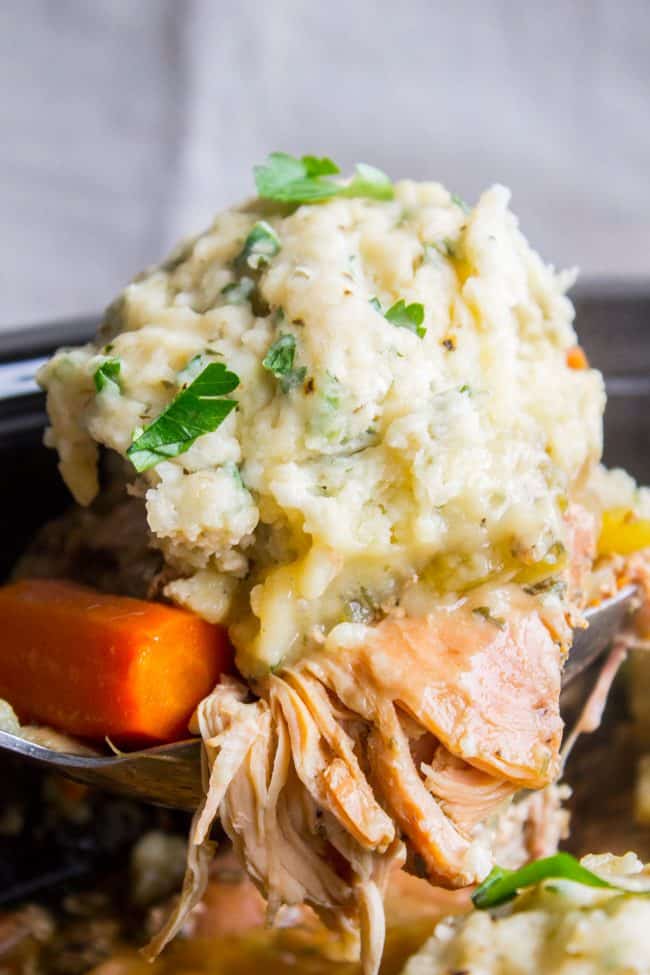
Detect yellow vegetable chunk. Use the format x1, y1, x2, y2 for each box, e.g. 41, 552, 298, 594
598, 508, 650, 556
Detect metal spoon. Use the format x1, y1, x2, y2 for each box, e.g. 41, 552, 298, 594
0, 586, 636, 812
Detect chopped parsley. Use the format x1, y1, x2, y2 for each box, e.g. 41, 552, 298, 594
343, 587, 381, 624
221, 277, 255, 305
262, 334, 306, 392
370, 297, 426, 338
451, 192, 470, 214
425, 239, 457, 261
384, 299, 426, 338
235, 221, 281, 272
177, 352, 216, 386
523, 577, 567, 597
546, 540, 567, 563
254, 152, 393, 205
126, 362, 239, 472
93, 358, 121, 394
472, 606, 506, 629
472, 853, 613, 910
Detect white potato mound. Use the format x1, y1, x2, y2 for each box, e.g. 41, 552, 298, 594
403, 853, 650, 975
40, 179, 605, 676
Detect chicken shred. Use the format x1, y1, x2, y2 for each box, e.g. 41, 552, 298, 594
147, 601, 564, 975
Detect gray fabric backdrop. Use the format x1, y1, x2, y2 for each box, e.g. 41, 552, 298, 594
1, 0, 649, 328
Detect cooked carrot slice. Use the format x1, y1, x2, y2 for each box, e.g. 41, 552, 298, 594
566, 345, 589, 370
0, 579, 232, 745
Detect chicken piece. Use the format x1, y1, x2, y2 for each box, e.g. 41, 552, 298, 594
367, 700, 488, 887
276, 671, 395, 851
421, 746, 513, 831
309, 600, 563, 788
149, 595, 565, 975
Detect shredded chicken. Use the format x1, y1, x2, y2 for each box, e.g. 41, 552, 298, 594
147, 598, 565, 975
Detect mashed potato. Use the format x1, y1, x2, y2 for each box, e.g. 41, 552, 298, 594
403, 853, 650, 975
40, 177, 604, 677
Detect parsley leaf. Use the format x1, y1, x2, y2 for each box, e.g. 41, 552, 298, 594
301, 155, 340, 178
254, 152, 394, 205
385, 299, 426, 338
126, 362, 239, 472
255, 153, 340, 203
472, 853, 613, 910
235, 221, 281, 272
342, 163, 394, 201
262, 334, 306, 392
93, 358, 121, 394
221, 277, 255, 305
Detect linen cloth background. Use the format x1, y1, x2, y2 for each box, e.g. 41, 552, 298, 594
1, 0, 649, 328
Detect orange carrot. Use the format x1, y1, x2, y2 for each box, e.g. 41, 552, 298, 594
566, 345, 589, 370
0, 579, 232, 745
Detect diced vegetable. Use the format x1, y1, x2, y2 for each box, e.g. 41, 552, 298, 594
598, 507, 650, 556
566, 345, 589, 370
0, 579, 232, 745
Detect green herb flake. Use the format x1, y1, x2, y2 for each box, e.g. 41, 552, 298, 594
369, 296, 383, 313
262, 334, 307, 393
523, 577, 568, 597
343, 587, 380, 624
451, 193, 471, 214
384, 299, 426, 338
93, 358, 121, 394
546, 540, 567, 564
472, 606, 506, 629
221, 277, 255, 305
254, 152, 393, 205
459, 384, 471, 394
178, 353, 210, 386
236, 221, 281, 272
472, 853, 613, 910
424, 238, 457, 262
126, 362, 239, 472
